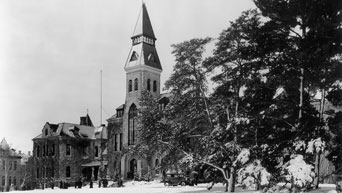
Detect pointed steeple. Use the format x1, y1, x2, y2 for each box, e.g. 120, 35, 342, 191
125, 3, 162, 71
132, 3, 156, 40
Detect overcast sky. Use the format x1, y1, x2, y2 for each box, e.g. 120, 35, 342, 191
0, 0, 256, 153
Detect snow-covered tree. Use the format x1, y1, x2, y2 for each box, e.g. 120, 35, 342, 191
282, 155, 315, 191
237, 158, 271, 190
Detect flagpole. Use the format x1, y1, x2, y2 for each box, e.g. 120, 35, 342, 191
100, 70, 102, 125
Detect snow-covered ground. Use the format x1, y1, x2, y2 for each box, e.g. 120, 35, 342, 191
14, 181, 336, 193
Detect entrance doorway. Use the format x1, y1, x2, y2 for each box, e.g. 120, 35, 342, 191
129, 159, 137, 179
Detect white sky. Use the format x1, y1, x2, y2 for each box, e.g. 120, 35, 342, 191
0, 0, 256, 153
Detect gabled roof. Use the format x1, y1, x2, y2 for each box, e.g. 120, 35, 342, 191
33, 122, 107, 140
116, 104, 125, 110
0, 138, 22, 158
132, 3, 156, 39
0, 138, 10, 150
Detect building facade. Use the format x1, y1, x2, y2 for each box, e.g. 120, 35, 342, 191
0, 138, 23, 191
32, 114, 107, 188
107, 3, 166, 179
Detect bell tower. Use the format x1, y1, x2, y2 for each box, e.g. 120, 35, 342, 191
123, 3, 162, 149
124, 3, 162, 106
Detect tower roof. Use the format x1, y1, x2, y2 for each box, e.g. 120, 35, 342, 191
125, 3, 162, 72
132, 3, 156, 40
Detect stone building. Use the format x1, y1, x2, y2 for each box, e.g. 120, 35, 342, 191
107, 3, 169, 179
32, 114, 107, 188
0, 138, 22, 191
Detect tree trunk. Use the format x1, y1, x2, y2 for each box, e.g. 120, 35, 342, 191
4, 168, 8, 192
298, 67, 304, 120
228, 166, 235, 192
225, 179, 229, 192
314, 88, 325, 189
314, 152, 321, 189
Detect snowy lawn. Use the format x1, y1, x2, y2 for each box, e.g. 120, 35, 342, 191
15, 181, 336, 193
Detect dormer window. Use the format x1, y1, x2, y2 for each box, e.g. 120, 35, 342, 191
130, 51, 139, 61
148, 53, 156, 62
45, 129, 48, 136
117, 109, 123, 118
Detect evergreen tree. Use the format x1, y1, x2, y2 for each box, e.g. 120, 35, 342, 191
254, 0, 342, 188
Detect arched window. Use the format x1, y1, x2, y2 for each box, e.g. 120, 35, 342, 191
128, 104, 137, 145
129, 80, 132, 92
147, 79, 151, 91
130, 51, 139, 61
153, 80, 157, 92
134, 78, 138, 91
66, 166, 71, 178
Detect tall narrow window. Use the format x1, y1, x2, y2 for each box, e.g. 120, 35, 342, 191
51, 167, 54, 177
129, 80, 132, 92
114, 134, 118, 151
2, 160, 5, 170
128, 104, 137, 145
8, 176, 11, 186
153, 80, 157, 92
36, 146, 40, 157
13, 161, 17, 170
95, 146, 99, 157
36, 168, 40, 179
13, 177, 16, 186
120, 133, 123, 150
43, 145, 45, 157
52, 144, 55, 156
66, 144, 71, 156
134, 78, 138, 91
66, 166, 70, 178
82, 146, 87, 156
42, 167, 45, 178
2, 176, 4, 186
147, 79, 151, 91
